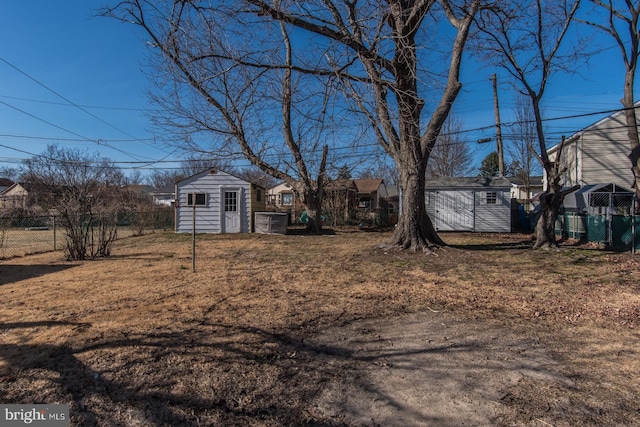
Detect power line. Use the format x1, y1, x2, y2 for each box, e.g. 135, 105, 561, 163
0, 55, 171, 158
0, 56, 141, 139
0, 133, 154, 143
0, 99, 149, 161
0, 94, 147, 111
2, 103, 639, 171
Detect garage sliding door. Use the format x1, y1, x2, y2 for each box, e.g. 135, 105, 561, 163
436, 190, 474, 231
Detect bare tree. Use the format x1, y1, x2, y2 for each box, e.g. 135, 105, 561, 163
580, 1, 640, 206
426, 114, 474, 177
106, 1, 330, 233
106, 0, 481, 250
148, 169, 182, 191
473, 0, 584, 249
236, 166, 278, 189
0, 166, 19, 182
125, 170, 145, 185
178, 156, 237, 179
148, 155, 237, 190
507, 94, 542, 204
21, 145, 126, 260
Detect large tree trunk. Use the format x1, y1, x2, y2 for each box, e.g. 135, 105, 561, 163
534, 162, 579, 248
389, 167, 445, 252
300, 190, 323, 234
534, 191, 563, 249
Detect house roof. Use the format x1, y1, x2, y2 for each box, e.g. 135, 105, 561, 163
151, 184, 176, 196
177, 168, 265, 189
508, 176, 544, 187
384, 185, 399, 198
0, 178, 14, 193
124, 184, 156, 194
268, 182, 294, 193
425, 176, 513, 189
354, 178, 384, 193
325, 179, 356, 191
0, 182, 25, 196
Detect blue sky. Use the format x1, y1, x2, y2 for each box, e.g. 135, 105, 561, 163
0, 1, 633, 181
0, 0, 175, 175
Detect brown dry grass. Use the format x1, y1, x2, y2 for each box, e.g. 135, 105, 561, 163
1, 229, 639, 426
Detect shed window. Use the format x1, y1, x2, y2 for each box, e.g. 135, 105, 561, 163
187, 193, 206, 206
485, 192, 498, 205
224, 191, 238, 212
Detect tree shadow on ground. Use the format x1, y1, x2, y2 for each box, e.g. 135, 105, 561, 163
0, 320, 360, 425
0, 314, 595, 426
449, 239, 534, 251
285, 227, 337, 236
0, 264, 76, 286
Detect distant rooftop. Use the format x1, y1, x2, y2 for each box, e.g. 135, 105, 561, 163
424, 176, 513, 188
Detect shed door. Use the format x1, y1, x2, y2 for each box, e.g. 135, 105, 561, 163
222, 190, 241, 233
436, 190, 474, 231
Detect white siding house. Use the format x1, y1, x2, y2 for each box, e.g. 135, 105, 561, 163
267, 182, 296, 208
0, 182, 28, 210
425, 177, 513, 232
175, 169, 265, 233
548, 105, 640, 189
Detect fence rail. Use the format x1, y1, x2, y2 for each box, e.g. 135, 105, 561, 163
0, 209, 174, 259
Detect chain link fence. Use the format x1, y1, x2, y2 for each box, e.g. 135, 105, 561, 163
555, 192, 639, 252
0, 209, 174, 259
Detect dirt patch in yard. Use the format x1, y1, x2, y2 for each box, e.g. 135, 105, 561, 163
1, 230, 639, 426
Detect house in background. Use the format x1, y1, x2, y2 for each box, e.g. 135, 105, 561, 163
150, 184, 176, 207
509, 176, 544, 211
354, 178, 388, 211
323, 179, 358, 224
382, 184, 400, 225
267, 182, 295, 208
124, 184, 156, 195
0, 180, 28, 211
266, 182, 304, 222
267, 178, 394, 226
547, 106, 639, 190
175, 169, 265, 233
425, 176, 512, 232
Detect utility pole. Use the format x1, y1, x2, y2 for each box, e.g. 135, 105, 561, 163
491, 74, 505, 177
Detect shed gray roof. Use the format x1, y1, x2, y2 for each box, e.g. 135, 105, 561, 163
425, 176, 513, 189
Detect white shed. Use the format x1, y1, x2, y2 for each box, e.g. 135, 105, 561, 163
175, 169, 265, 233
425, 177, 513, 232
